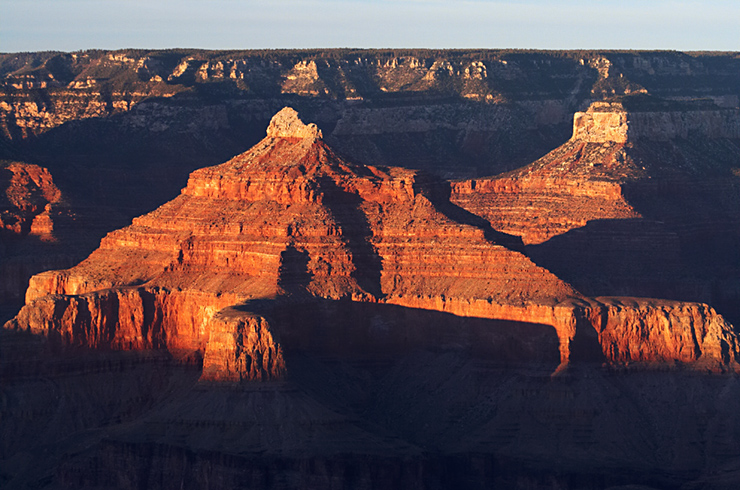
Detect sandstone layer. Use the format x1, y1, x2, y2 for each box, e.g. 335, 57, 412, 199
0, 161, 118, 307
3, 49, 739, 201
0, 161, 61, 236
7, 107, 740, 380
453, 98, 740, 244
452, 97, 740, 327
4, 104, 740, 490
2, 51, 737, 317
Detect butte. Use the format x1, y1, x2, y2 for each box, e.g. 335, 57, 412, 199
6, 106, 740, 380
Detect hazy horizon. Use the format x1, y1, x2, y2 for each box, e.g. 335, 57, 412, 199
2, 0, 739, 53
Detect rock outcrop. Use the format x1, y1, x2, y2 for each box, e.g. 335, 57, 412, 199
200, 308, 286, 382
573, 100, 740, 142
6, 107, 740, 379
0, 162, 68, 303
453, 98, 740, 243
451, 96, 740, 326
0, 161, 61, 236
3, 49, 739, 189
2, 50, 740, 490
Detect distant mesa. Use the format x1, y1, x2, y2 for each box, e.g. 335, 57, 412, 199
573, 96, 740, 143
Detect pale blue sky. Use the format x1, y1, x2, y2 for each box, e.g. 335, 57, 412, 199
2, 0, 738, 53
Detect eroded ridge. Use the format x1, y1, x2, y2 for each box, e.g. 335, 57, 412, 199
6, 106, 740, 381
452, 98, 740, 245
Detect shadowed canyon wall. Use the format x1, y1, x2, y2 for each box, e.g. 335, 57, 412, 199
2, 50, 740, 489
452, 96, 740, 328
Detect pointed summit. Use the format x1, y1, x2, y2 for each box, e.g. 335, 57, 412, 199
266, 107, 322, 140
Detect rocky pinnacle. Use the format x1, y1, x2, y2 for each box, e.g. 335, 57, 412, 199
266, 107, 323, 140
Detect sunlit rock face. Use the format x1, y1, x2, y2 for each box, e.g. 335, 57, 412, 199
6, 106, 739, 383
0, 161, 60, 236
3, 100, 740, 489
453, 98, 740, 245
451, 97, 740, 327
0, 161, 90, 304
573, 101, 740, 143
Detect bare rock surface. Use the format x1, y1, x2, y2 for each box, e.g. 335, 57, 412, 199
452, 96, 740, 326
265, 107, 322, 140
3, 105, 740, 489
7, 106, 739, 381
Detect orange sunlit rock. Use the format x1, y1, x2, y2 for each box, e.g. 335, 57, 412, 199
6, 107, 740, 379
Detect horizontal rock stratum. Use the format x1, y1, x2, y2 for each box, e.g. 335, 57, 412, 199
6, 107, 740, 379
453, 97, 740, 245
451, 95, 740, 334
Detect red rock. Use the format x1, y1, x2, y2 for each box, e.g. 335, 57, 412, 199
452, 101, 740, 246
201, 308, 285, 382
0, 161, 61, 236
7, 107, 740, 379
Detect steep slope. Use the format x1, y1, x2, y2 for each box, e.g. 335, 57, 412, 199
0, 161, 108, 308
4, 107, 740, 490
1, 50, 737, 313
2, 50, 739, 215
7, 107, 739, 380
452, 96, 740, 324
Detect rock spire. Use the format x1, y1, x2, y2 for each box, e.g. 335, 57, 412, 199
265, 107, 322, 140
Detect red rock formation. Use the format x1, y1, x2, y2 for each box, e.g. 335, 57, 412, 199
452, 99, 740, 245
451, 98, 740, 332
201, 308, 285, 382
0, 161, 61, 237
449, 104, 649, 246
0, 161, 91, 304
7, 107, 740, 379
590, 297, 738, 368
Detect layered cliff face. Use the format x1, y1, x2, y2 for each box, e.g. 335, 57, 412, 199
0, 161, 60, 236
6, 107, 739, 383
0, 161, 90, 306
4, 105, 740, 490
1, 51, 736, 318
453, 98, 740, 242
452, 97, 740, 326
2, 50, 739, 212
7, 108, 573, 376
3, 50, 739, 141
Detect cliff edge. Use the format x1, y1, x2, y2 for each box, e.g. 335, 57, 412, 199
6, 107, 740, 380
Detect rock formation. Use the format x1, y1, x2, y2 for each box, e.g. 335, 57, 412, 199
0, 48, 739, 490
6, 107, 739, 381
0, 161, 114, 307
0, 161, 61, 236
2, 65, 740, 486
2, 51, 737, 318
3, 49, 739, 190
453, 98, 740, 243
452, 96, 740, 327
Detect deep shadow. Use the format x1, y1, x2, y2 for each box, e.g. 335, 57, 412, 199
526, 175, 740, 326
318, 177, 385, 298
240, 297, 562, 370
570, 309, 608, 364
622, 178, 740, 273
411, 170, 525, 251
277, 245, 313, 295
527, 218, 686, 298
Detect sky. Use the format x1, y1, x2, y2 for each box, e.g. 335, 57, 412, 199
1, 0, 739, 53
